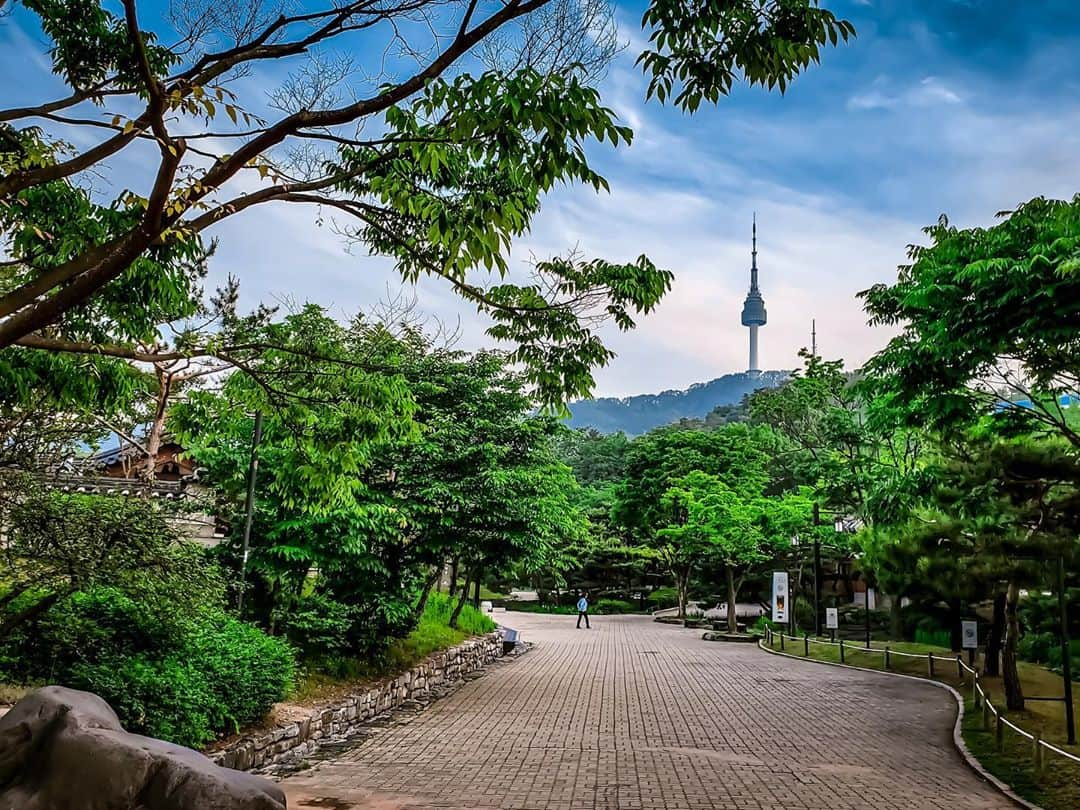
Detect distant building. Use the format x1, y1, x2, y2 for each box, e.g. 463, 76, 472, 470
45, 438, 226, 547
92, 440, 194, 481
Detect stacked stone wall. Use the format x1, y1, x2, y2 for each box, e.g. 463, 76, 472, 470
211, 632, 503, 772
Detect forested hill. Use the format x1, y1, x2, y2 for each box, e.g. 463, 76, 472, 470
566, 371, 790, 435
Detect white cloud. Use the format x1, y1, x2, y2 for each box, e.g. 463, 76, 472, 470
848, 76, 963, 111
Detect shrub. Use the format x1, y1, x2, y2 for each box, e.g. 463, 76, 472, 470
646, 587, 679, 610
505, 603, 577, 614
594, 598, 636, 614
1046, 639, 1080, 682
749, 615, 781, 635
1018, 631, 1057, 664
915, 628, 952, 648
274, 592, 357, 659
2, 586, 294, 749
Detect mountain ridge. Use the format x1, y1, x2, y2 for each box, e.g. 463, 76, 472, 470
567, 370, 790, 435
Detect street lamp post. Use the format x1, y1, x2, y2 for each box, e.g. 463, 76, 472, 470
237, 410, 263, 613
812, 503, 822, 638
1058, 556, 1076, 745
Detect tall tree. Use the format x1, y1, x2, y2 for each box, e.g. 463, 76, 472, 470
1, 0, 852, 405
861, 195, 1080, 448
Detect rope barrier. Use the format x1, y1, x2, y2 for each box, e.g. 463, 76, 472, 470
766, 630, 1078, 770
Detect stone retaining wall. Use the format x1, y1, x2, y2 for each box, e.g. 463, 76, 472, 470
211, 632, 504, 773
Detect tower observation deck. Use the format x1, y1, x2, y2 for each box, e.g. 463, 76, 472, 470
740, 217, 767, 373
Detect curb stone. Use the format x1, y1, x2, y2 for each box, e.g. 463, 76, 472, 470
756, 639, 1041, 810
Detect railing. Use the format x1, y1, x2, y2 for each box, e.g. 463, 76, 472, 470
764, 627, 1080, 772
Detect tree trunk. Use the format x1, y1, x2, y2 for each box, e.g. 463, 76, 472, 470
949, 598, 963, 652
0, 589, 67, 642
413, 566, 442, 620
725, 565, 739, 634
984, 590, 1006, 677
890, 599, 902, 640
447, 557, 459, 601
1003, 580, 1025, 710
472, 570, 481, 608
0, 581, 32, 612
141, 368, 174, 483
675, 565, 691, 619
449, 571, 472, 629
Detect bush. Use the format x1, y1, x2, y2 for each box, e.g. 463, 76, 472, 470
646, 587, 679, 610
749, 615, 781, 636
505, 603, 577, 614
594, 598, 636, 614
2, 586, 294, 749
915, 628, 952, 648
1046, 639, 1080, 682
1018, 631, 1057, 664
274, 592, 357, 659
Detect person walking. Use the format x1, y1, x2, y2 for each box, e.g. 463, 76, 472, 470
576, 592, 590, 629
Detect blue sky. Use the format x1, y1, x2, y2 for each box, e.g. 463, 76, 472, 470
3, 0, 1080, 397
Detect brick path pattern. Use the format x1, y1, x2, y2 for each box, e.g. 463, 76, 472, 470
283, 615, 1011, 810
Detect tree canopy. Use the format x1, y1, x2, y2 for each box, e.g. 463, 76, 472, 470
0, 0, 853, 409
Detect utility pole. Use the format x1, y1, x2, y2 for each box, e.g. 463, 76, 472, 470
238, 410, 263, 613
1059, 556, 1075, 745
812, 502, 822, 637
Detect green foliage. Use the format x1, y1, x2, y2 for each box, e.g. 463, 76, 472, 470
861, 195, 1080, 445
593, 598, 636, 614
638, 0, 855, 111
749, 352, 927, 529
3, 586, 294, 749
646, 587, 679, 610
421, 593, 496, 637
914, 628, 952, 649
175, 318, 576, 659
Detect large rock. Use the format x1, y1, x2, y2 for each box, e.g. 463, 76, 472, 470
0, 686, 286, 810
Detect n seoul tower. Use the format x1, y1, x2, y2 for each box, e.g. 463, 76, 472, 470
740, 216, 767, 374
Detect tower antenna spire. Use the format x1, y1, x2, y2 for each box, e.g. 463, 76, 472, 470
811, 319, 817, 358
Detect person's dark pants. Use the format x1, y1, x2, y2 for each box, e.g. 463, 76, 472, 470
577, 611, 590, 629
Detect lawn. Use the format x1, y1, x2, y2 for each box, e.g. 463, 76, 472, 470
762, 632, 1080, 809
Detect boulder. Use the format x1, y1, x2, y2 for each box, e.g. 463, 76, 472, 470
0, 686, 286, 810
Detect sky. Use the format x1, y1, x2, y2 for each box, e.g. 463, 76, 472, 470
3, 0, 1080, 398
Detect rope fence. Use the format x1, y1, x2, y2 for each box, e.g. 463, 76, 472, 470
764, 626, 1080, 773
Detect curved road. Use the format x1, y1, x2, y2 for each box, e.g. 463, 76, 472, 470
283, 614, 1012, 810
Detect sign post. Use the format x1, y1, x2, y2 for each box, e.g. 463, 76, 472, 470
826, 607, 839, 642
772, 572, 789, 625
962, 620, 978, 667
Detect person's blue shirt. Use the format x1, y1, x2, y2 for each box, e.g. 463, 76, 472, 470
577, 596, 588, 612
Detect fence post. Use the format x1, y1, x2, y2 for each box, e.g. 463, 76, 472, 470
995, 714, 1004, 753
1033, 733, 1043, 775
804, 633, 809, 657
972, 673, 979, 706
780, 632, 785, 651
982, 692, 991, 731
839, 639, 845, 664
956, 656, 963, 681
884, 647, 891, 670
928, 653, 935, 678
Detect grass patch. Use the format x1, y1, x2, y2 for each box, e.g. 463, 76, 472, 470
764, 633, 1080, 809
962, 698, 1080, 810
290, 593, 496, 705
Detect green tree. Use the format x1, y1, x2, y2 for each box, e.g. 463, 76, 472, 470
174, 309, 586, 652
1, 0, 851, 405
861, 195, 1080, 447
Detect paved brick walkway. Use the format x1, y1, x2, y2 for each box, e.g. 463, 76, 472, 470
282, 614, 1011, 810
